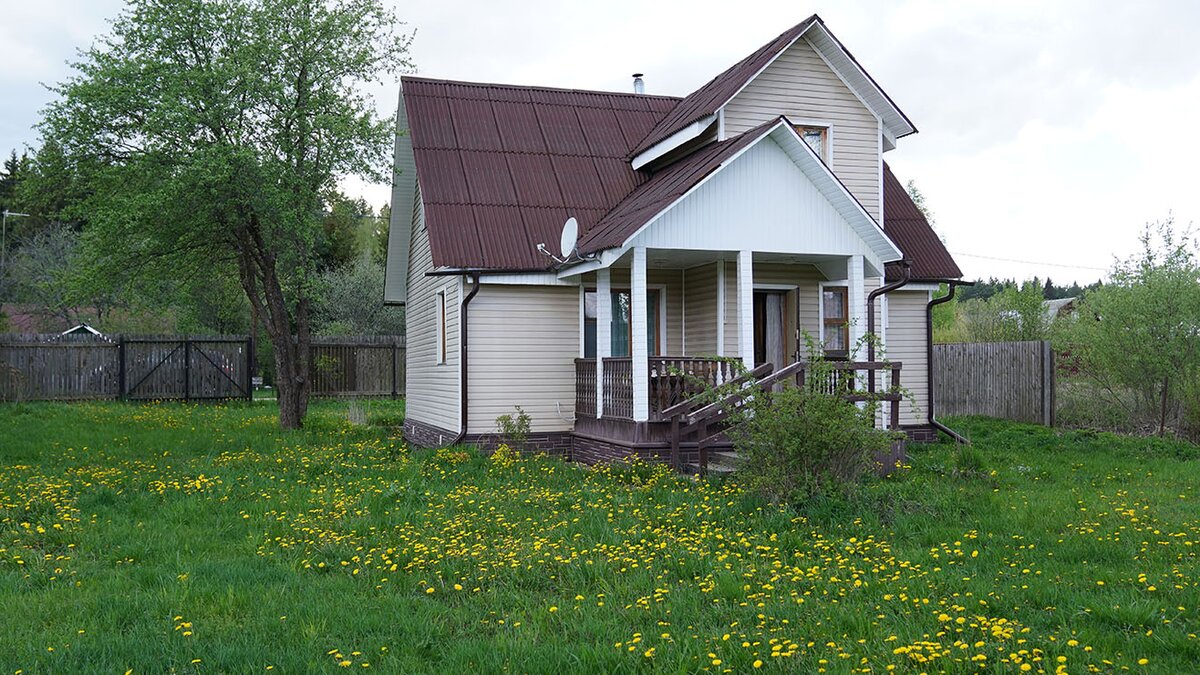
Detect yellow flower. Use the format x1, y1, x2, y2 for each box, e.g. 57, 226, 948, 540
753, 660, 764, 668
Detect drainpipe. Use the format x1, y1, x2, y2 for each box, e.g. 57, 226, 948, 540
926, 280, 974, 444
448, 272, 482, 446
866, 260, 912, 393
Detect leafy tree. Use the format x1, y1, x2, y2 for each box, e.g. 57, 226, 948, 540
41, 0, 412, 428
961, 280, 1049, 343
1059, 220, 1200, 436
312, 257, 403, 335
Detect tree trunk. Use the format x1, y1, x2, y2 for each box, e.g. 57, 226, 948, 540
235, 218, 310, 430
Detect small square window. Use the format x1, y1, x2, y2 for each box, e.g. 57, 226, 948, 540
797, 125, 828, 160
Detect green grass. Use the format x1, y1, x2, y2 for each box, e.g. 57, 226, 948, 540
0, 403, 1198, 673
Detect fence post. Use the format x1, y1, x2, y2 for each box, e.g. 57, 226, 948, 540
184, 338, 191, 402
391, 340, 398, 399
245, 336, 253, 401
1042, 340, 1053, 427
118, 337, 127, 400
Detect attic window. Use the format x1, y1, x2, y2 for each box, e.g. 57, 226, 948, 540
797, 125, 828, 160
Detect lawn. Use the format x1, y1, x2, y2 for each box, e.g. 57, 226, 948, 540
1, 400, 1198, 673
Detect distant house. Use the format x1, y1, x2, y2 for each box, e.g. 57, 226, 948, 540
1043, 297, 1078, 322
61, 323, 105, 338
384, 15, 963, 459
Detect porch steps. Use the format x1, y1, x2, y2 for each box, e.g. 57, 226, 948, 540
683, 450, 744, 476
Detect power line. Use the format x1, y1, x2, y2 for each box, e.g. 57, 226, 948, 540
949, 250, 1109, 272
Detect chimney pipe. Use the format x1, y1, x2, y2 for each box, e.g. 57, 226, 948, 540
632, 73, 645, 95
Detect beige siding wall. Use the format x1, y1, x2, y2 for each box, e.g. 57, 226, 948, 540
467, 285, 580, 435
683, 263, 719, 355
887, 290, 930, 426
723, 37, 882, 220
404, 185, 461, 434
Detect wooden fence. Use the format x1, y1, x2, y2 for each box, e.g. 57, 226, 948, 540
0, 334, 406, 402
309, 336, 405, 397
933, 340, 1055, 426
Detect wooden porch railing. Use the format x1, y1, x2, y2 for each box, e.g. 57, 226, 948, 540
664, 360, 904, 473
602, 357, 634, 420
649, 357, 738, 420
575, 357, 741, 421
575, 358, 596, 417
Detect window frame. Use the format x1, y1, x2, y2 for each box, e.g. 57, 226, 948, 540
582, 285, 667, 358
434, 290, 447, 365
792, 121, 832, 163
819, 283, 850, 359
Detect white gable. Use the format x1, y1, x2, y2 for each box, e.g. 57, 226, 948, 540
626, 128, 899, 276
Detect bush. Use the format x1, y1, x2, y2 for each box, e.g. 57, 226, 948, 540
495, 406, 531, 451
710, 351, 897, 505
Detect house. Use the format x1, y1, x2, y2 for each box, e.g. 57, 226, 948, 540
1043, 297, 1078, 322
384, 15, 964, 463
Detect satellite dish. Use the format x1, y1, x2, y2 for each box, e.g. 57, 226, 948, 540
559, 217, 579, 258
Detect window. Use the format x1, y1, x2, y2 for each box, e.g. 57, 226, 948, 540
583, 289, 661, 358
796, 125, 828, 160
822, 286, 849, 357
435, 291, 447, 364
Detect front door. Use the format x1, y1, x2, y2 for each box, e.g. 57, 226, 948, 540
753, 291, 787, 369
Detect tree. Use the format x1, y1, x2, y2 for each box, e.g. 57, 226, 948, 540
41, 0, 412, 428
312, 257, 404, 335
960, 279, 1049, 343
1060, 219, 1200, 436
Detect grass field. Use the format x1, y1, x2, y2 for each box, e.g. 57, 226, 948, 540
1, 400, 1198, 673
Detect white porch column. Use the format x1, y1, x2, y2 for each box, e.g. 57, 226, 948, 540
737, 250, 754, 369
716, 260, 725, 357
596, 268, 612, 419
848, 254, 866, 359
631, 247, 650, 422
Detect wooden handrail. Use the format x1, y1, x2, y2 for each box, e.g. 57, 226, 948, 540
659, 362, 773, 418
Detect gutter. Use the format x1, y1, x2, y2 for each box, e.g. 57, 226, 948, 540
447, 272, 482, 446
866, 259, 912, 394
925, 279, 975, 444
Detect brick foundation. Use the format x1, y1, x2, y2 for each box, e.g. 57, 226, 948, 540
901, 425, 940, 443
403, 418, 458, 448
462, 432, 572, 458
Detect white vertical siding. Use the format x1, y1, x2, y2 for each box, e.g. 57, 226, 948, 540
467, 284, 580, 434
723, 37, 882, 220
404, 184, 461, 434
628, 139, 882, 272
887, 290, 930, 426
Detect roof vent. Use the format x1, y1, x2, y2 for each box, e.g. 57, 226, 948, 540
632, 73, 645, 95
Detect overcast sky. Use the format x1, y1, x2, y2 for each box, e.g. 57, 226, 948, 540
3, 0, 1198, 284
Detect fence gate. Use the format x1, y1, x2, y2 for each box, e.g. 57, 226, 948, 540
122, 338, 252, 401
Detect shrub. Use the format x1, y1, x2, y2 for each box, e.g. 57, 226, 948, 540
495, 406, 531, 451
715, 351, 897, 505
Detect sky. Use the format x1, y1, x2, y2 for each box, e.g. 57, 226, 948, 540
3, 0, 1199, 284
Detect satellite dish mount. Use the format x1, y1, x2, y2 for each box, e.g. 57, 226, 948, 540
537, 216, 588, 265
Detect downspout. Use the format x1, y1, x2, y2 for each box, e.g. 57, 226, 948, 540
926, 280, 973, 444
866, 260, 912, 394
448, 272, 482, 446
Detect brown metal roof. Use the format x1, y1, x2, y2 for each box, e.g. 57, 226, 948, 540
577, 119, 778, 253
402, 76, 680, 270
628, 16, 820, 157
402, 76, 959, 280
882, 163, 963, 281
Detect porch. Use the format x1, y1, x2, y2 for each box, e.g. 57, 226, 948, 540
573, 355, 905, 472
